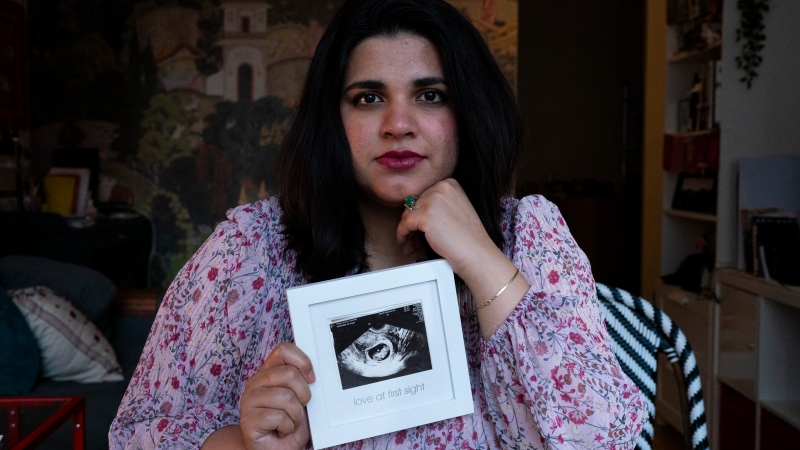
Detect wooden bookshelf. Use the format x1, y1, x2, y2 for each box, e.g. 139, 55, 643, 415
667, 41, 722, 64
664, 208, 717, 222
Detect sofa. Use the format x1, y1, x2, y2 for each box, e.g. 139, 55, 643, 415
0, 255, 159, 449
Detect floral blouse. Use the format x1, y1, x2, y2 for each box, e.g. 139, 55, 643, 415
110, 195, 646, 449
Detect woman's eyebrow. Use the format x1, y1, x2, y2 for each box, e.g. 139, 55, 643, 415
413, 76, 447, 87
343, 80, 385, 92
343, 76, 448, 92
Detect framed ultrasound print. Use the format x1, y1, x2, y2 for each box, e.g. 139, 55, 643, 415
287, 259, 472, 449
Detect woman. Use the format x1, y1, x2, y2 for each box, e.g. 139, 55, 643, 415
110, 0, 646, 448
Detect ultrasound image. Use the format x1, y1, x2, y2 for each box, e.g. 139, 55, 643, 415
330, 302, 431, 390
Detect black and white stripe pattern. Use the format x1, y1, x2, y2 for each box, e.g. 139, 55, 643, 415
596, 283, 709, 450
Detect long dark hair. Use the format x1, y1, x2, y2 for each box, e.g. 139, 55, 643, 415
277, 0, 522, 282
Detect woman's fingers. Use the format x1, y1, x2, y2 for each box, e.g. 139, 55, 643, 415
263, 342, 316, 384
397, 179, 495, 274
239, 343, 314, 449
246, 364, 313, 407
248, 387, 307, 435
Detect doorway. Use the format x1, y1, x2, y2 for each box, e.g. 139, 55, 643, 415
516, 0, 645, 294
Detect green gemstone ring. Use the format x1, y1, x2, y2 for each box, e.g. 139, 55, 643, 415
404, 196, 418, 212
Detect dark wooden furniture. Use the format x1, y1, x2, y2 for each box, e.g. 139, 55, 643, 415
0, 211, 152, 288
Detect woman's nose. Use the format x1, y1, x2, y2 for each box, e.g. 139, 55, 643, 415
381, 103, 416, 138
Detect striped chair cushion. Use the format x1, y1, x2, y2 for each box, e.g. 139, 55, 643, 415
596, 283, 709, 450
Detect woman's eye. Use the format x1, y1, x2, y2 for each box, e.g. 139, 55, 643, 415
418, 91, 444, 103
355, 93, 382, 105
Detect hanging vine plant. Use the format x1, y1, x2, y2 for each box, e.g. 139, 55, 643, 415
735, 0, 770, 88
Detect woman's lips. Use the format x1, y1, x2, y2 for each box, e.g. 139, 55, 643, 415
376, 150, 424, 169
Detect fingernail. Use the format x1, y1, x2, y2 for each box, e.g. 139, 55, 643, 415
308, 369, 316, 383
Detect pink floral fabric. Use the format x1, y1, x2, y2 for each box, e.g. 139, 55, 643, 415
110, 195, 646, 449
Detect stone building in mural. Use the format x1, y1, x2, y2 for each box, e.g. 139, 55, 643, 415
205, 1, 323, 106
206, 2, 271, 101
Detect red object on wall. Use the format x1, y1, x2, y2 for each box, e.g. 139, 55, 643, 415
0, 0, 28, 129
663, 134, 684, 172
663, 129, 720, 174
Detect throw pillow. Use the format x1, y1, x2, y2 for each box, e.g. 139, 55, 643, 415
10, 286, 124, 383
0, 285, 41, 395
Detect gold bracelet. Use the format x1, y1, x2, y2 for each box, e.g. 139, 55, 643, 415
477, 268, 520, 309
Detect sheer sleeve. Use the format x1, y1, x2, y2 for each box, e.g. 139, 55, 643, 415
109, 199, 294, 449
480, 195, 647, 448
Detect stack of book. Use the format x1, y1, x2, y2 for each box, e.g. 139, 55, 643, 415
742, 208, 800, 286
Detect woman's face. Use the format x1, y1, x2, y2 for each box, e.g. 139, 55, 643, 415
341, 33, 458, 208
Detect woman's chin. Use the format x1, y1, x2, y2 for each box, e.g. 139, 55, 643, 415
359, 189, 420, 210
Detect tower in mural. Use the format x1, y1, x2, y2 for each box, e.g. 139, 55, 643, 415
206, 1, 271, 101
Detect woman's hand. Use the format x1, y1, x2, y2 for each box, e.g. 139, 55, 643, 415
397, 179, 529, 337
239, 342, 315, 450
396, 178, 501, 278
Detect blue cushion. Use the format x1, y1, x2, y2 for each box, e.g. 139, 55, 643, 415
0, 256, 116, 323
0, 284, 41, 395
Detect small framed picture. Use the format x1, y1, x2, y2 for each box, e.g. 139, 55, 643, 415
43, 167, 91, 216
287, 259, 473, 449
671, 172, 717, 214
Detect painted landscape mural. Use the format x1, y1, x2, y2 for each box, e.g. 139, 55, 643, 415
27, 0, 517, 286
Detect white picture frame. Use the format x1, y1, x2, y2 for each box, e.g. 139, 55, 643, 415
287, 259, 473, 449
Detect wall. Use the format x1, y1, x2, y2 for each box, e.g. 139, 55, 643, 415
717, 0, 800, 268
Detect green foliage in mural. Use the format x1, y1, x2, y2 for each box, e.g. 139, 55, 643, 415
195, 0, 223, 76
196, 0, 223, 76
150, 188, 204, 284
202, 96, 293, 191
267, 0, 345, 26
138, 94, 193, 173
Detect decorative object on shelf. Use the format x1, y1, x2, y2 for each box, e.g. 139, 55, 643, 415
671, 171, 717, 214
671, 0, 722, 51
701, 22, 722, 45
662, 230, 715, 292
677, 98, 693, 133
689, 73, 704, 131
710, 60, 722, 128
688, 0, 701, 20
735, 0, 770, 88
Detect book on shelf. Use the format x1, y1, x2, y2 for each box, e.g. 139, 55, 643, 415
741, 208, 784, 273
750, 214, 800, 286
